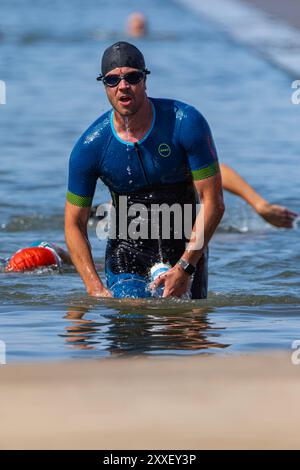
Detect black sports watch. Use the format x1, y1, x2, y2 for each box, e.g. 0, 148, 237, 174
177, 258, 196, 276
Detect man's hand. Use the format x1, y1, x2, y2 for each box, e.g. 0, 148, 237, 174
220, 163, 298, 228
256, 201, 298, 229
88, 286, 113, 298
150, 265, 190, 298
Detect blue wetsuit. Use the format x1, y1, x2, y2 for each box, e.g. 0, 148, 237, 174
67, 98, 220, 298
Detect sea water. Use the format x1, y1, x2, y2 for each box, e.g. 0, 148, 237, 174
0, 0, 299, 361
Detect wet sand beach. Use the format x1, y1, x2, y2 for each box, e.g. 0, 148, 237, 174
1, 353, 300, 450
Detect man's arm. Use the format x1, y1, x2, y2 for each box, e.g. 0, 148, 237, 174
220, 163, 298, 228
182, 172, 225, 265
152, 173, 225, 298
65, 201, 112, 297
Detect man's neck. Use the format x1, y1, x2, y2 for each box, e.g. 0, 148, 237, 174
113, 97, 153, 143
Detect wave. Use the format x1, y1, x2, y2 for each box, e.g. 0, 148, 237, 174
1, 213, 64, 232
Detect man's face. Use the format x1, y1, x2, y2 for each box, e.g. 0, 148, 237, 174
104, 67, 147, 117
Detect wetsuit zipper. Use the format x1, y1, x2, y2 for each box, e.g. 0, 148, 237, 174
134, 142, 150, 186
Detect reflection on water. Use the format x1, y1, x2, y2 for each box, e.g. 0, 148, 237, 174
62, 302, 230, 356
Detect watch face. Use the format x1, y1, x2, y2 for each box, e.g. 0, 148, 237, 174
179, 259, 195, 275
185, 264, 195, 275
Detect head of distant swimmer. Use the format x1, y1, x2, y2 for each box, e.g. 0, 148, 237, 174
126, 12, 147, 38
98, 42, 150, 117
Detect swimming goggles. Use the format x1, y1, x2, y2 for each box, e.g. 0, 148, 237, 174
97, 69, 150, 87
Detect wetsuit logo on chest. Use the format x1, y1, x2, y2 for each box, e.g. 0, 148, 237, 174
158, 143, 171, 158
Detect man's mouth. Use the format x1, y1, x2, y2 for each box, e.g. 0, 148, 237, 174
119, 95, 133, 105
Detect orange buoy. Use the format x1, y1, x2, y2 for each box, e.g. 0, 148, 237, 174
5, 247, 58, 272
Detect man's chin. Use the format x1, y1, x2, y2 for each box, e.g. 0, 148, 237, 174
116, 105, 136, 117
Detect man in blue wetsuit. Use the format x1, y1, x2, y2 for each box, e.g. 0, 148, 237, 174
65, 41, 225, 298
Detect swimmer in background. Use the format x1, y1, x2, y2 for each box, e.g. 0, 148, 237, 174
126, 12, 148, 38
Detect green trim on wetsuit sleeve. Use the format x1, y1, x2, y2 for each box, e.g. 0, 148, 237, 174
192, 162, 220, 181
66, 191, 93, 207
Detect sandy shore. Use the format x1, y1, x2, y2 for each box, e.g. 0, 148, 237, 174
0, 353, 300, 450
241, 0, 300, 29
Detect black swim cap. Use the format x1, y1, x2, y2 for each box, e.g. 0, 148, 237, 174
100, 41, 148, 77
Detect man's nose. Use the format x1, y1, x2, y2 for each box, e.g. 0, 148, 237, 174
119, 78, 130, 90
